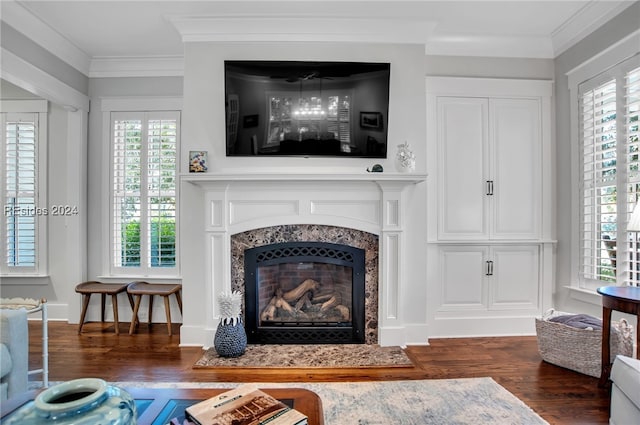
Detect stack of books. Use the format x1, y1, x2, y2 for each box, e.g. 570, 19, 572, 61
181, 384, 308, 425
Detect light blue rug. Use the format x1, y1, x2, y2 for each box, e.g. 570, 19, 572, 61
108, 378, 549, 425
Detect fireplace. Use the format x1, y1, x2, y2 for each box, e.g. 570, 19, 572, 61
180, 174, 427, 348
244, 241, 366, 344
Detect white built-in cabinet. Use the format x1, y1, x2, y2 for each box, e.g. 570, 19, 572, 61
437, 97, 541, 240
426, 77, 554, 338
438, 245, 540, 311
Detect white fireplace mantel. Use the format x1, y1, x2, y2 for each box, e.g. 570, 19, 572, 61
179, 171, 428, 347
182, 172, 427, 186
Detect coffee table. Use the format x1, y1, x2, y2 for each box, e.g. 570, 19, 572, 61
0, 387, 324, 425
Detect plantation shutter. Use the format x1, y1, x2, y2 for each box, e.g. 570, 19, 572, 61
113, 114, 143, 267
267, 95, 293, 145
147, 116, 177, 268
625, 65, 640, 285
580, 79, 617, 283
327, 95, 350, 152
3, 113, 37, 268
578, 53, 640, 287
111, 111, 178, 274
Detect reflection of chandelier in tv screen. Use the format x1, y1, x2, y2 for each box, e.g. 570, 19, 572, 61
293, 94, 326, 117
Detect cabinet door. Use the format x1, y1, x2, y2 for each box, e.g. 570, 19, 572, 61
438, 245, 488, 310
437, 244, 541, 313
489, 245, 540, 311
437, 97, 489, 240
490, 98, 541, 239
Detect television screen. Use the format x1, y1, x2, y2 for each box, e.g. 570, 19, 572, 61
224, 61, 390, 157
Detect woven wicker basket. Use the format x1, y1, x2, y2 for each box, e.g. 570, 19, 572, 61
535, 310, 634, 377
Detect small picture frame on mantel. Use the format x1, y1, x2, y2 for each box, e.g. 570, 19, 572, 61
189, 151, 208, 173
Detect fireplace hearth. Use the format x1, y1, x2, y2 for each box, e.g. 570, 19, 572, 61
244, 241, 366, 344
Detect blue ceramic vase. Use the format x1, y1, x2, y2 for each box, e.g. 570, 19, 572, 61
214, 319, 247, 357
5, 378, 136, 424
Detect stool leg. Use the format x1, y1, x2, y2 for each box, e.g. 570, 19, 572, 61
175, 290, 183, 315
129, 295, 142, 335
148, 295, 154, 326
101, 294, 106, 322
126, 293, 138, 326
112, 294, 120, 335
164, 296, 172, 335
78, 294, 91, 334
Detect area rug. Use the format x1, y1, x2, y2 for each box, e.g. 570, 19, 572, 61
112, 378, 549, 424
193, 344, 414, 368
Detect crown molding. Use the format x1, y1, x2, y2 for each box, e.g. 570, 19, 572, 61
167, 13, 555, 58
167, 15, 437, 44
4, 1, 634, 78
1, 0, 91, 75
89, 56, 184, 78
424, 34, 554, 59
551, 0, 635, 57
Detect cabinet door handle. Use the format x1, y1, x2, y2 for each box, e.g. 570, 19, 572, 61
486, 260, 494, 276
486, 180, 494, 196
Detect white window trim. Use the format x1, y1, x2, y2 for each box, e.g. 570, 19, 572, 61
100, 96, 182, 279
0, 99, 48, 276
568, 30, 640, 299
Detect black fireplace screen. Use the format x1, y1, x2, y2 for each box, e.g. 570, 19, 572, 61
244, 242, 365, 344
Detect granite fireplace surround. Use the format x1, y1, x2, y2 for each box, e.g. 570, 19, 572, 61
183, 173, 426, 347
231, 225, 379, 344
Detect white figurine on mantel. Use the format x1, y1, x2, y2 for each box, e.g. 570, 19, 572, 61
395, 141, 416, 172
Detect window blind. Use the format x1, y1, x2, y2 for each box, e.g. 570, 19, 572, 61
625, 65, 640, 285
579, 53, 640, 287
3, 114, 37, 268
580, 79, 618, 283
146, 118, 177, 268
111, 111, 178, 274
327, 95, 350, 152
112, 116, 142, 267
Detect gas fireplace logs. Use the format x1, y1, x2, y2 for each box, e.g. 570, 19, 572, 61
260, 278, 351, 322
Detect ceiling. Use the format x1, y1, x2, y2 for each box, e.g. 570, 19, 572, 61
1, 0, 637, 77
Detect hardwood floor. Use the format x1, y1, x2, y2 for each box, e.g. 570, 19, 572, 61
27, 321, 611, 424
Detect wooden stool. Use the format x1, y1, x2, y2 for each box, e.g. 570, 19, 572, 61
75, 281, 134, 335
127, 281, 183, 335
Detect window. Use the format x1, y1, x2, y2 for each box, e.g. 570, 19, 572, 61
266, 90, 352, 152
110, 110, 179, 276
327, 94, 351, 151
579, 54, 640, 287
0, 101, 48, 275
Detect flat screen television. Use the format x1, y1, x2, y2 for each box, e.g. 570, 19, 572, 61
225, 60, 390, 157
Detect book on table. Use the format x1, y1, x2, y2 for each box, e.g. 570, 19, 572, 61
184, 384, 308, 425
